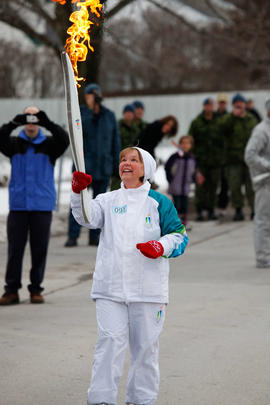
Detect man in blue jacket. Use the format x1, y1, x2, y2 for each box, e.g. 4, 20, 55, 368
0, 106, 69, 305
65, 83, 121, 247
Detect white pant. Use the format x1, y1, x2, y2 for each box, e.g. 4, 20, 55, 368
87, 299, 166, 405
254, 184, 270, 266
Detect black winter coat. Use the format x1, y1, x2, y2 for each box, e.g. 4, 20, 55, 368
135, 121, 164, 158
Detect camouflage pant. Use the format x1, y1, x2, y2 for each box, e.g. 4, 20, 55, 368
226, 164, 254, 209
195, 167, 220, 211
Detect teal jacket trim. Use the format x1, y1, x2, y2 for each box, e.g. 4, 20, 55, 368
148, 189, 189, 258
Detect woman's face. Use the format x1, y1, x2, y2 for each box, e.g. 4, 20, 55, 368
119, 149, 144, 188
162, 120, 174, 135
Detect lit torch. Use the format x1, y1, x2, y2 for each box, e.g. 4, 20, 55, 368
53, 0, 103, 223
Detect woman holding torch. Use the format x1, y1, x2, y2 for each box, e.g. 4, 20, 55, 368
71, 147, 188, 405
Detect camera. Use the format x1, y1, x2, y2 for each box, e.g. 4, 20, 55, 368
26, 114, 39, 124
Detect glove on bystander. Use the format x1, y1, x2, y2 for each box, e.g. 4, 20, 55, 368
35, 110, 52, 129
136, 240, 164, 259
72, 171, 92, 194
11, 114, 28, 127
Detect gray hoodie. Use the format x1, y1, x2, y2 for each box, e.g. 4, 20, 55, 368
245, 117, 270, 190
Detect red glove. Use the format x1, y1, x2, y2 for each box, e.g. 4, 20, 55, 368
136, 240, 164, 259
72, 171, 92, 194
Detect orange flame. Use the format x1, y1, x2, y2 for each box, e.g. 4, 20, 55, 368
53, 0, 103, 85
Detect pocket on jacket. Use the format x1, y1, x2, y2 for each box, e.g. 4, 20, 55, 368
94, 248, 113, 282
142, 260, 162, 297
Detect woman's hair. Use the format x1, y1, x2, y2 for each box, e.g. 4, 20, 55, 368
119, 147, 143, 163
159, 115, 178, 137
119, 147, 144, 183
179, 135, 194, 146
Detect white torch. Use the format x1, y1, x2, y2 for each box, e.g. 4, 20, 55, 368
61, 51, 91, 223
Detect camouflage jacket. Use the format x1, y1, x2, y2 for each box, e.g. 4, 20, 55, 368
134, 119, 147, 136
188, 112, 224, 168
118, 119, 139, 149
219, 112, 257, 165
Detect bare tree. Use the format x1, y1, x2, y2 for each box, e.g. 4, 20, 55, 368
147, 0, 270, 87
0, 0, 137, 97
0, 0, 269, 96
0, 40, 63, 98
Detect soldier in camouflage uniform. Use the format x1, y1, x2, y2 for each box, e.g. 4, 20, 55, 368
216, 93, 230, 212
189, 97, 224, 221
219, 93, 257, 220
216, 92, 229, 117
110, 104, 139, 190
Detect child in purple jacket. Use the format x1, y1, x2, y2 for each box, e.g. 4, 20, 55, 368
165, 135, 196, 228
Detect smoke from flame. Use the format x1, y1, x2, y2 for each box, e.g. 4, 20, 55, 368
53, 0, 103, 85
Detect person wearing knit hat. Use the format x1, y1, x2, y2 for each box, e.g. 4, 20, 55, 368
245, 98, 270, 268
218, 93, 257, 220
133, 99, 147, 133
64, 83, 121, 247
216, 93, 230, 214
70, 146, 189, 405
188, 97, 222, 221
119, 105, 137, 148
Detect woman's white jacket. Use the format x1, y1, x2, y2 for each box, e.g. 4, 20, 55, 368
71, 181, 188, 304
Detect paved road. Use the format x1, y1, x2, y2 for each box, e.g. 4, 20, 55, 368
1, 220, 270, 405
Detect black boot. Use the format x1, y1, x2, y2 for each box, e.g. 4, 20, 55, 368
233, 208, 244, 221
89, 237, 99, 246
64, 237, 78, 247
208, 209, 218, 220
196, 209, 204, 222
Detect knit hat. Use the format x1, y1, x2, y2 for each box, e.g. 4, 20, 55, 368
133, 147, 156, 182
123, 104, 135, 114
265, 98, 270, 112
203, 97, 213, 105
133, 100, 145, 110
84, 83, 102, 96
232, 93, 246, 104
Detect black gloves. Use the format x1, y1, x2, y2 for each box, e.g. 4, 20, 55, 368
11, 114, 28, 127
34, 110, 53, 129
11, 111, 53, 129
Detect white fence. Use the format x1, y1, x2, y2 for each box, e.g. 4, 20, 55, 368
0, 89, 269, 138
0, 90, 269, 211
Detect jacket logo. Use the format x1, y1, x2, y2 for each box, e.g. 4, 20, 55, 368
145, 215, 152, 227
112, 204, 127, 214
156, 305, 164, 323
